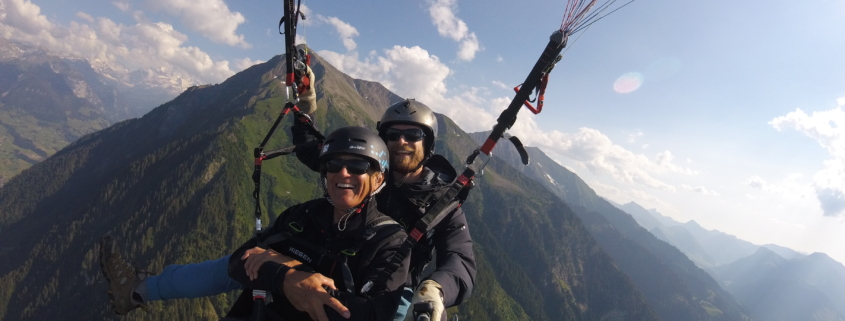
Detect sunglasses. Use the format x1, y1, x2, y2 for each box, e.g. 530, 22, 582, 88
385, 128, 425, 143
324, 158, 371, 175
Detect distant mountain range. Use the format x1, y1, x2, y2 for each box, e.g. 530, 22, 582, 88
469, 132, 751, 321
610, 199, 845, 321
0, 38, 178, 186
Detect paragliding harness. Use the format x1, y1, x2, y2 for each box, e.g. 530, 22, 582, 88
248, 0, 324, 319
257, 200, 403, 295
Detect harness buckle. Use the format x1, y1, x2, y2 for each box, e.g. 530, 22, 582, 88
288, 222, 304, 232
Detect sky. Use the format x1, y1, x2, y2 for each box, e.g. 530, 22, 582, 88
2, 0, 845, 263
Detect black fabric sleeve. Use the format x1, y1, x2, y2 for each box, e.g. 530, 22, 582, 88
291, 115, 322, 172
426, 207, 477, 307
228, 206, 299, 291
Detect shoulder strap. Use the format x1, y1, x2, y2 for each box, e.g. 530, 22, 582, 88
361, 168, 475, 295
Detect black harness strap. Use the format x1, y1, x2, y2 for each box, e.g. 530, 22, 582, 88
362, 168, 474, 294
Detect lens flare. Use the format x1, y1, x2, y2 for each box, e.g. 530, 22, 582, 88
614, 72, 644, 94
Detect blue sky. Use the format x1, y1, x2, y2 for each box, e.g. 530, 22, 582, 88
2, 0, 845, 263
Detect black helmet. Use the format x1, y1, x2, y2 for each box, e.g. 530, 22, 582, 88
377, 99, 438, 157
319, 126, 389, 173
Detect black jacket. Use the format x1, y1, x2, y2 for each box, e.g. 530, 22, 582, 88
227, 199, 409, 321
292, 120, 477, 307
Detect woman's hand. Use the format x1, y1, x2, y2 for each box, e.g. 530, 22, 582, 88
241, 247, 301, 281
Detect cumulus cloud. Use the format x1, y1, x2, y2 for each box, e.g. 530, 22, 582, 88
491, 80, 508, 90
628, 130, 643, 143
76, 12, 94, 23
771, 105, 845, 216
148, 0, 249, 48
112, 1, 129, 12
0, 0, 237, 86
1, 0, 54, 35
747, 175, 768, 190
680, 184, 719, 196
319, 46, 451, 105
234, 57, 264, 72
320, 16, 359, 51
428, 0, 481, 61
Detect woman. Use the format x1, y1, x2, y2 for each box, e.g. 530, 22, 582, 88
225, 126, 410, 321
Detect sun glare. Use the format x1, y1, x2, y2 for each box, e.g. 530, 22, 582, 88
614, 72, 644, 94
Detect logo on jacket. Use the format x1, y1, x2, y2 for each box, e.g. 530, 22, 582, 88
289, 247, 312, 263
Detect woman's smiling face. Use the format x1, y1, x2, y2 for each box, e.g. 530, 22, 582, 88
324, 154, 383, 210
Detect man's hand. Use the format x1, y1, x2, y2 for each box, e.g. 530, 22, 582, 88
411, 280, 445, 321
241, 247, 301, 281
283, 270, 350, 321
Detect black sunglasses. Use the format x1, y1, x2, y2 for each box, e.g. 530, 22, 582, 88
385, 128, 425, 143
324, 158, 371, 175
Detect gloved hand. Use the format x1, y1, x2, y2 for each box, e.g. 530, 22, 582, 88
411, 280, 444, 321
297, 65, 317, 114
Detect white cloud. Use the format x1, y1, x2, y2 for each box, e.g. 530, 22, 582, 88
747, 175, 769, 190
496, 55, 503, 62
0, 0, 237, 86
112, 1, 129, 12
1, 0, 54, 35
234, 57, 264, 72
771, 106, 845, 216
428, 0, 481, 61
148, 0, 249, 48
491, 80, 508, 90
76, 12, 94, 23
628, 130, 643, 143
680, 184, 719, 196
838, 97, 845, 107
320, 16, 359, 51
319, 46, 450, 105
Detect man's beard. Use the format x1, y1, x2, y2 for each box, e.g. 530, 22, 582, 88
391, 147, 425, 174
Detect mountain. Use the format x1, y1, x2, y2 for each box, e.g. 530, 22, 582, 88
617, 201, 681, 230
0, 39, 176, 186
679, 220, 759, 267
711, 249, 845, 321
762, 243, 805, 260
469, 132, 751, 321
615, 201, 809, 269
0, 49, 657, 320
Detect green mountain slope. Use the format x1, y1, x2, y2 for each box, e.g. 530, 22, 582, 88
469, 132, 752, 321
0, 50, 656, 320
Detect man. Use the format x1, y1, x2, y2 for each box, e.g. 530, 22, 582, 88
100, 99, 476, 321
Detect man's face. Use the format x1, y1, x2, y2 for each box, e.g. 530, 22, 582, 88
385, 124, 425, 174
